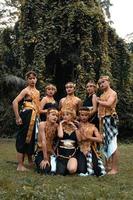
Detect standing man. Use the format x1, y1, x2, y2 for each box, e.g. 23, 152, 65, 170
97, 76, 119, 175
12, 71, 40, 171
59, 82, 82, 115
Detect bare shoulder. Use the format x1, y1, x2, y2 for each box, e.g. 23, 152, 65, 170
110, 89, 117, 97
22, 87, 32, 96
85, 123, 96, 132
60, 97, 66, 103
92, 93, 97, 101
41, 96, 47, 103
36, 88, 40, 92
88, 122, 95, 129
75, 96, 82, 102
14, 87, 28, 100
39, 121, 46, 129
92, 93, 97, 98
21, 87, 29, 95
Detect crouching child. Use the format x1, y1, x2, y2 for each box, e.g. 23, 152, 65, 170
77, 107, 106, 177
35, 108, 58, 174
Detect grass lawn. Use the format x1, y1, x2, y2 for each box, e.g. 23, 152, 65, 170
0, 139, 133, 200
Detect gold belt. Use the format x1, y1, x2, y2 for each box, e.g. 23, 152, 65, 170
59, 145, 75, 149
57, 148, 77, 159
60, 140, 75, 148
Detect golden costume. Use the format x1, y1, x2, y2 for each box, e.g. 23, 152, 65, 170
77, 122, 106, 176
35, 120, 58, 174
60, 96, 81, 114
98, 90, 118, 159
16, 90, 40, 155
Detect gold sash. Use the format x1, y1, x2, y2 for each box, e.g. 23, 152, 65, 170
23, 101, 38, 144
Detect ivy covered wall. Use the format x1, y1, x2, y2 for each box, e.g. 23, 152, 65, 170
0, 0, 133, 136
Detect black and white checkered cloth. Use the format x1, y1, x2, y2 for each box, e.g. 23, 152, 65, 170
103, 116, 118, 153
86, 151, 106, 177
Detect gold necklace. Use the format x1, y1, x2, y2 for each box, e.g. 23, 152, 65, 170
63, 124, 74, 135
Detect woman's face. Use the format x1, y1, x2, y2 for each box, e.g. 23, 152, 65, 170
86, 83, 95, 95
27, 74, 37, 87
65, 84, 75, 95
47, 111, 58, 123
46, 87, 56, 97
62, 111, 73, 122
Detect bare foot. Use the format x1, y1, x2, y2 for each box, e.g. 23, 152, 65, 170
17, 165, 29, 171
107, 170, 118, 175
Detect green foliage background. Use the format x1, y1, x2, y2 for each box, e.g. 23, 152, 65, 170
0, 0, 133, 136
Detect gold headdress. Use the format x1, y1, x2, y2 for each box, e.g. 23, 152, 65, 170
79, 107, 91, 116
47, 108, 59, 116
60, 108, 76, 119
98, 75, 110, 84
45, 84, 57, 92
65, 82, 76, 89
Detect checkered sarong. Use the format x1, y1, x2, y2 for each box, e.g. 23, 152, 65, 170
103, 116, 118, 155
86, 148, 106, 177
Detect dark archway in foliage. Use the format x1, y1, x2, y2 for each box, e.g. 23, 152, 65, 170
45, 51, 77, 100
54, 61, 76, 100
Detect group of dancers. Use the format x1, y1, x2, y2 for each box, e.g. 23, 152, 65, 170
12, 71, 119, 176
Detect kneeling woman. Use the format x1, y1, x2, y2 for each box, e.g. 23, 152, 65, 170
56, 109, 79, 175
